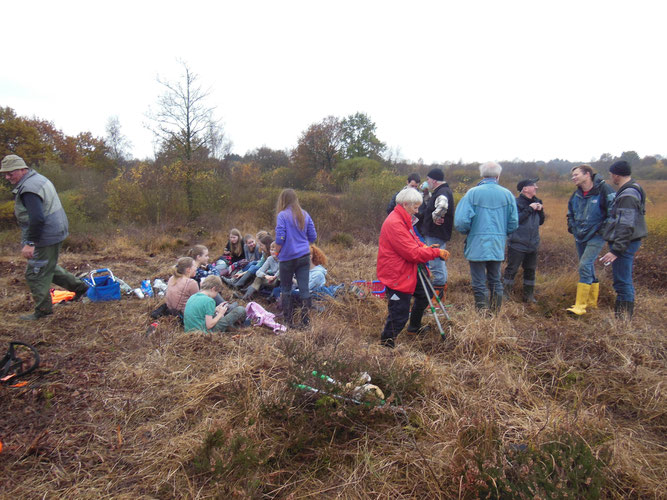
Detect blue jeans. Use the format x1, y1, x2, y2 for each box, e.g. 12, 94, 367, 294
424, 236, 447, 286
469, 261, 503, 298
575, 235, 605, 284
611, 240, 641, 302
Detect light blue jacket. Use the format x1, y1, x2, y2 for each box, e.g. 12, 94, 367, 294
454, 179, 519, 261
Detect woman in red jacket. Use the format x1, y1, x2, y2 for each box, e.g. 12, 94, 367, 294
377, 187, 449, 348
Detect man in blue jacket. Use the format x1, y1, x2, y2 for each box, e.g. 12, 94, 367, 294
566, 164, 615, 315
454, 162, 518, 313
599, 161, 647, 319
503, 178, 545, 303
1, 154, 88, 320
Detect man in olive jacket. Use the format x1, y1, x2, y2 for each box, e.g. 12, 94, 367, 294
1, 154, 88, 320
503, 178, 545, 302
599, 160, 647, 319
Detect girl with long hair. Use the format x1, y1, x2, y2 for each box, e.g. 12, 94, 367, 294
275, 189, 317, 327
165, 257, 199, 314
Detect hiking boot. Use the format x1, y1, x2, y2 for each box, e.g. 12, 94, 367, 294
406, 324, 432, 335
522, 284, 537, 303
474, 293, 488, 312
503, 279, 514, 299
73, 284, 89, 302
380, 337, 395, 348
615, 299, 634, 320
20, 312, 51, 321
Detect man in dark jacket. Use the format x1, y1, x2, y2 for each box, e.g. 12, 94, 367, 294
1, 154, 88, 320
503, 178, 544, 302
599, 161, 648, 319
420, 168, 455, 303
566, 164, 616, 315
386, 173, 421, 215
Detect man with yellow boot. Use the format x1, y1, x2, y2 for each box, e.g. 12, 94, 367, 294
565, 164, 615, 315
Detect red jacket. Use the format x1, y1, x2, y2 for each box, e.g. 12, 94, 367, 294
377, 204, 441, 294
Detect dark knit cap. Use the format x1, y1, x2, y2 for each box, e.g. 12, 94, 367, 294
517, 178, 539, 192
426, 168, 444, 181
609, 160, 631, 176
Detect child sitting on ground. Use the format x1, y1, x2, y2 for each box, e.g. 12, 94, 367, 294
189, 245, 220, 284
184, 276, 246, 333
225, 234, 273, 290
243, 233, 261, 262
165, 257, 199, 315
239, 240, 280, 301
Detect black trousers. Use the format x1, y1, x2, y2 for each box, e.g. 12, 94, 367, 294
380, 279, 428, 341
503, 247, 537, 285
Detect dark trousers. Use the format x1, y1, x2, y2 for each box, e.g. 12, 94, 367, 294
503, 248, 537, 285
380, 280, 428, 342
26, 242, 88, 317
280, 254, 311, 324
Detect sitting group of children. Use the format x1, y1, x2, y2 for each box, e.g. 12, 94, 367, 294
157, 229, 337, 334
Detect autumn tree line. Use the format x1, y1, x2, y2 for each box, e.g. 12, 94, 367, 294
2, 65, 665, 240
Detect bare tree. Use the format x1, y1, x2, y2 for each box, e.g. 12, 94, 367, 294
105, 116, 132, 164
147, 61, 228, 219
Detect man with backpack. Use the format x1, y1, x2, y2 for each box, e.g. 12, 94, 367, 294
599, 160, 648, 319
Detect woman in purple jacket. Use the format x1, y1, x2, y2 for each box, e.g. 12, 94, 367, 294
275, 189, 317, 327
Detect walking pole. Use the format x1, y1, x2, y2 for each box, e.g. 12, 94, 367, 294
417, 265, 446, 340
419, 265, 451, 321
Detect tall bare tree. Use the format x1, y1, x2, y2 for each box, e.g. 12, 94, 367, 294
105, 116, 132, 164
147, 62, 228, 219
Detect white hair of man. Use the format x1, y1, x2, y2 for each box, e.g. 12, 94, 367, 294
395, 185, 423, 206
479, 161, 502, 178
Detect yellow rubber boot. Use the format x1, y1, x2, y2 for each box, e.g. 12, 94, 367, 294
587, 282, 599, 309
566, 283, 591, 316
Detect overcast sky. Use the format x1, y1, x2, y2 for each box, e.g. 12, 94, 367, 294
3, 0, 665, 164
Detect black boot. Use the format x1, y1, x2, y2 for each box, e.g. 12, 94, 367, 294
474, 293, 488, 312
523, 284, 537, 303
301, 297, 312, 327
490, 293, 503, 313
282, 294, 293, 328
615, 299, 634, 320
406, 305, 427, 335
503, 279, 514, 299
242, 286, 256, 301
221, 276, 235, 288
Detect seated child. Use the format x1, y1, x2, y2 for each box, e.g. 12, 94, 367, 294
240, 240, 280, 301
243, 234, 261, 262
184, 276, 246, 333
165, 257, 199, 315
189, 245, 220, 284
225, 234, 273, 290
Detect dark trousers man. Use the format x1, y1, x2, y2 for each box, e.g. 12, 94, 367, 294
27, 242, 88, 318
380, 279, 428, 347
503, 247, 538, 302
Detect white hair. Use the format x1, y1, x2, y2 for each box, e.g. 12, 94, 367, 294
480, 161, 502, 178
395, 186, 423, 206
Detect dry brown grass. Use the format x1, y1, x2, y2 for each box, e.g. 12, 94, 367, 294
1, 186, 666, 499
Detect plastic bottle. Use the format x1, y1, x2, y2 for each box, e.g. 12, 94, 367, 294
140, 279, 154, 298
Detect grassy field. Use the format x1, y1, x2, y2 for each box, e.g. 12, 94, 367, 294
0, 181, 665, 499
